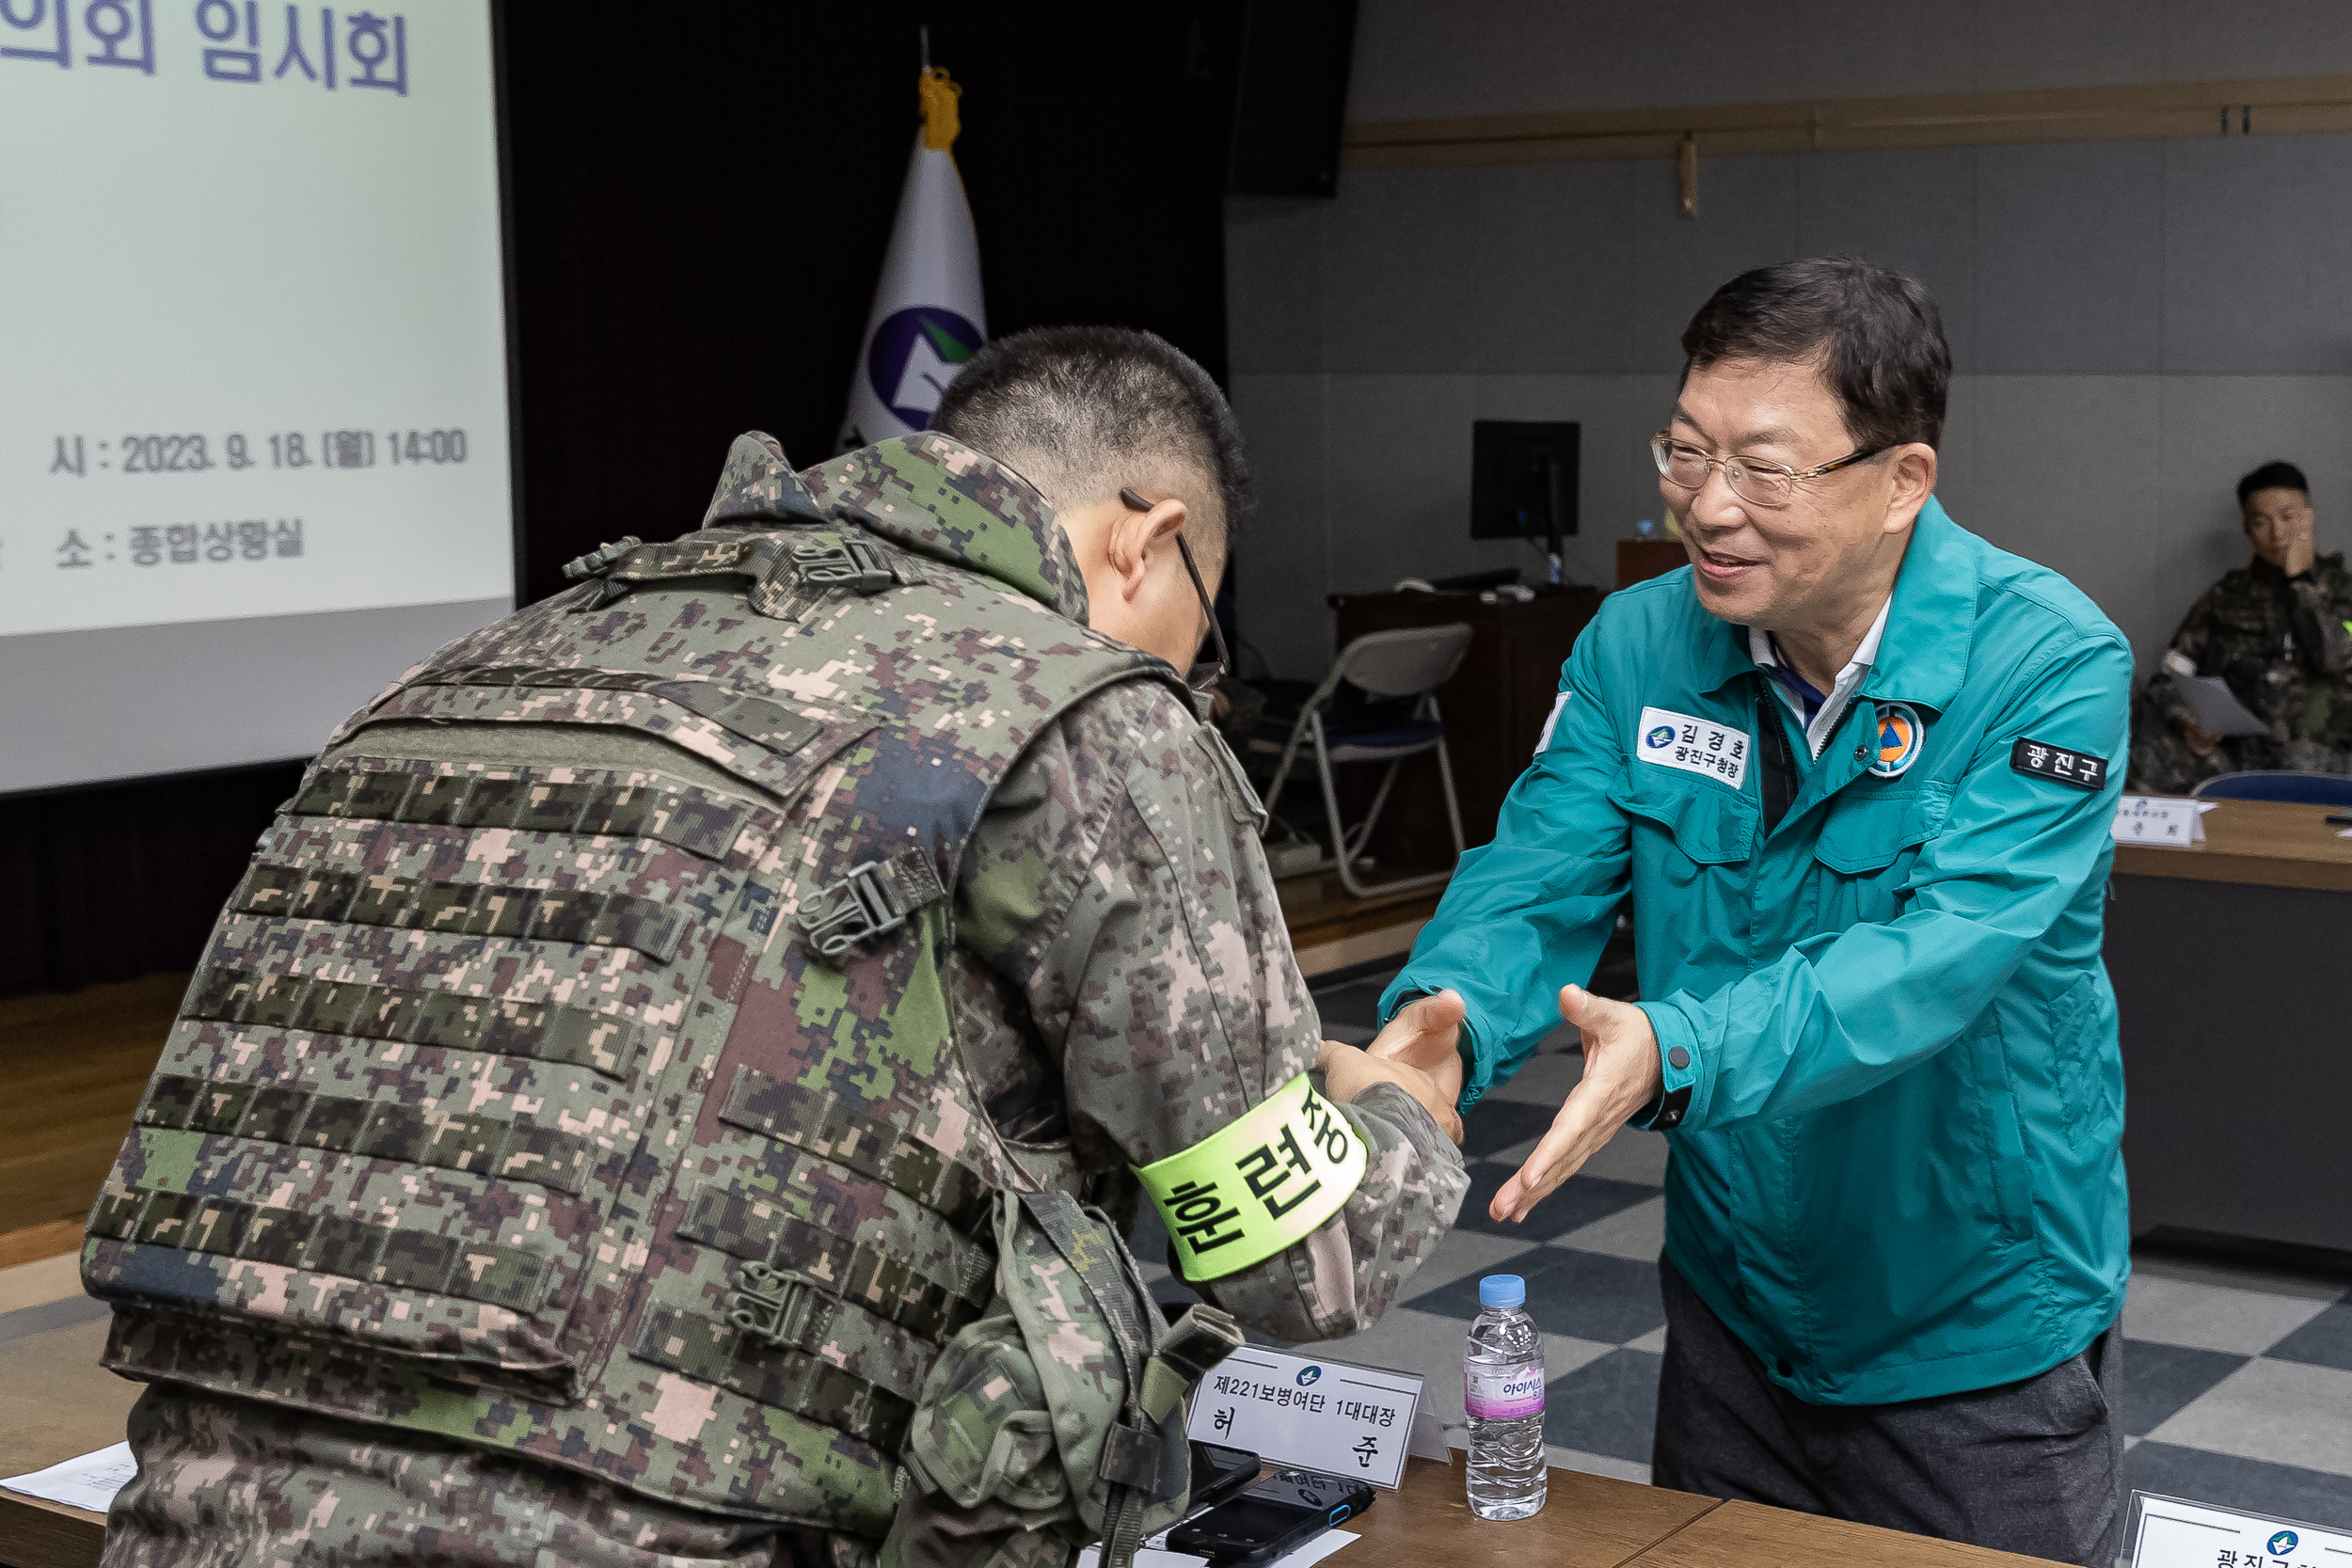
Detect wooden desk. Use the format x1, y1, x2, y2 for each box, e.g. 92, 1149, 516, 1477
1326, 587, 1603, 870
0, 1338, 2055, 1568
2105, 799, 2352, 1250
1359, 1452, 1715, 1568
2110, 797, 2352, 892
0, 1317, 135, 1568
1620, 1497, 2050, 1567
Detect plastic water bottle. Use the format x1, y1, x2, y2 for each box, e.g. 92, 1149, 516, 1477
1464, 1275, 1547, 1519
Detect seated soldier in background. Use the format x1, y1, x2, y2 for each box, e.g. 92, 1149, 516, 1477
89, 326, 1467, 1568
2130, 461, 2352, 793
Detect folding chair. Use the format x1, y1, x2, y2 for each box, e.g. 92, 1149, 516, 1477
1253, 624, 1473, 898
2190, 770, 2352, 807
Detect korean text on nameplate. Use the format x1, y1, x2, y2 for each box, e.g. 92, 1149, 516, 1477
1184, 1350, 1422, 1490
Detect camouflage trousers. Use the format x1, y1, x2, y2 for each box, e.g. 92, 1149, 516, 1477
103, 1383, 879, 1568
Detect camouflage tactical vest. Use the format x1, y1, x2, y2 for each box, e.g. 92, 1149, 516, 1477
84, 432, 1187, 1542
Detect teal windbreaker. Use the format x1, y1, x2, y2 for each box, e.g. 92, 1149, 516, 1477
1382, 499, 2131, 1404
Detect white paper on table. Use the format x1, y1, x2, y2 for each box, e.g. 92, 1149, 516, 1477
2169, 674, 2268, 737
1, 1441, 135, 1514
1075, 1528, 1357, 1568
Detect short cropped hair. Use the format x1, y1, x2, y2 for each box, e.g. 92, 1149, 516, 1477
2236, 460, 2308, 509
930, 325, 1250, 548
1680, 257, 1950, 453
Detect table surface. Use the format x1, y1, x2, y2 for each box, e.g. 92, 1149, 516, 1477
2111, 797, 2352, 892
0, 1316, 135, 1568
1, 1332, 2052, 1568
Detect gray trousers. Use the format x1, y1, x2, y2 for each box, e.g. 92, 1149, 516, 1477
1652, 1257, 2124, 1567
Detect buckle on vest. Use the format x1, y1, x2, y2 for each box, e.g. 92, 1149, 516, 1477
792, 540, 896, 594
561, 536, 643, 580
798, 850, 946, 961
724, 1259, 834, 1352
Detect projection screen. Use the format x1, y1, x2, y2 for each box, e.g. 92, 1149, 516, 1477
0, 0, 515, 793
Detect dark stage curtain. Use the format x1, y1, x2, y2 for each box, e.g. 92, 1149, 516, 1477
1, 0, 1239, 999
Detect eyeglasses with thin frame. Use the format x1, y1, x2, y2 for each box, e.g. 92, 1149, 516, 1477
1118, 485, 1229, 693
1650, 431, 1887, 510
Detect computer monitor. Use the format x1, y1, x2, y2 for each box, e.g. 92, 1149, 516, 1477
1470, 420, 1579, 583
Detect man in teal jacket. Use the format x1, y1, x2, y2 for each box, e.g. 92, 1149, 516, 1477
1374, 259, 2129, 1564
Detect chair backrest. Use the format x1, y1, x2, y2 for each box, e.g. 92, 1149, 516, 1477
2189, 769, 2352, 806
1331, 624, 1474, 698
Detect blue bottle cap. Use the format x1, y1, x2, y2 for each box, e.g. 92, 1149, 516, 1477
1478, 1275, 1526, 1308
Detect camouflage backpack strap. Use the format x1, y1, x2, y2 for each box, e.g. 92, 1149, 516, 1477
1012, 1191, 1242, 1568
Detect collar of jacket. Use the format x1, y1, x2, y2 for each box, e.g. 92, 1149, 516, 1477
701, 430, 1090, 623
1691, 495, 1977, 715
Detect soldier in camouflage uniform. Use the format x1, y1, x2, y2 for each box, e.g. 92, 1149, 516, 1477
2130, 461, 2352, 794
89, 327, 1470, 1568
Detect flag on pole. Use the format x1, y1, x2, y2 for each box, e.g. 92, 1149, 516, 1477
837, 58, 985, 450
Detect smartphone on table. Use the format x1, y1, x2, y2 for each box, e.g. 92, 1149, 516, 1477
1165, 1468, 1376, 1567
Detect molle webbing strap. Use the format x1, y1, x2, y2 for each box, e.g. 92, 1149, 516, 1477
404, 666, 824, 754
291, 766, 752, 863
87, 1185, 553, 1310
594, 534, 761, 582
631, 1302, 914, 1453
185, 966, 642, 1083
679, 1184, 991, 1345
717, 1067, 993, 1230
135, 1071, 598, 1196
231, 864, 689, 965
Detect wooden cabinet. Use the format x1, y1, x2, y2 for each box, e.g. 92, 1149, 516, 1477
1325, 587, 1603, 871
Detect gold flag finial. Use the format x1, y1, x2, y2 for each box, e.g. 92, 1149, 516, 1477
919, 67, 962, 153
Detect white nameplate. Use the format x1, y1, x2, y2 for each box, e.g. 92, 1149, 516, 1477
1635, 705, 1748, 790
2112, 795, 2205, 847
2127, 1490, 2350, 1567
1185, 1349, 1422, 1491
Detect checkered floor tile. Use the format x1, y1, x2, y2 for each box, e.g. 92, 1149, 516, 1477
1136, 963, 2352, 1532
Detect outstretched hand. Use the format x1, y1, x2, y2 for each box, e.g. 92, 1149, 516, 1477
1318, 1038, 1463, 1144
1367, 988, 1467, 1074
1490, 985, 1662, 1223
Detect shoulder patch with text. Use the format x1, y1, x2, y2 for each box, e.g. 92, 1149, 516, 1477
1636, 705, 1748, 789
2010, 738, 2108, 790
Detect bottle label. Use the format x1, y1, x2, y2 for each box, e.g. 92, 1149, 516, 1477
1464, 1359, 1545, 1420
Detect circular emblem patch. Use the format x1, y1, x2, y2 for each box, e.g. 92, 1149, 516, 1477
1645, 724, 1676, 749
866, 306, 982, 430
1868, 702, 1923, 777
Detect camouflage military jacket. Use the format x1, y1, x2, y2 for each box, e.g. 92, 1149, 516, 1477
84, 431, 1465, 1538
2141, 551, 2352, 776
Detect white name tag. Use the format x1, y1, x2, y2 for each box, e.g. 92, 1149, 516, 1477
2127, 1490, 2350, 1567
1184, 1349, 1423, 1490
1635, 705, 1748, 790
2111, 795, 2205, 847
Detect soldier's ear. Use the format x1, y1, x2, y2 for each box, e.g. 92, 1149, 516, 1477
1104, 497, 1187, 600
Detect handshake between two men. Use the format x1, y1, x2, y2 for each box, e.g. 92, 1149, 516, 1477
1316, 983, 1666, 1225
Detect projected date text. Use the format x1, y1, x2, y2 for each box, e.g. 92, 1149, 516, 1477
47, 430, 470, 476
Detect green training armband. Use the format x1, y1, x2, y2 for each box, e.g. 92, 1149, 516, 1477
1134, 1072, 1368, 1283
